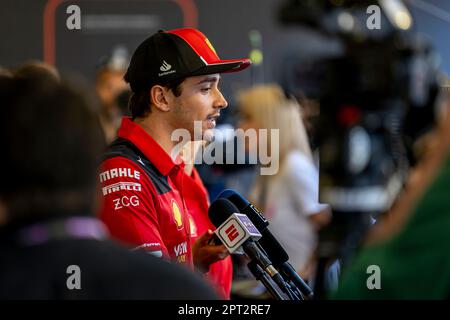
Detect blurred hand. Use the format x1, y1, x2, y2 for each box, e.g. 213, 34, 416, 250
192, 229, 229, 273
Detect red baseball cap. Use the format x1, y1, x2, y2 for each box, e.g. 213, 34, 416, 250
125, 28, 252, 92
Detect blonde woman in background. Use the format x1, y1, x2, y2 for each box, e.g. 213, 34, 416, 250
237, 84, 331, 279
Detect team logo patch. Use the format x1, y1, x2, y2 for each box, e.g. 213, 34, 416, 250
102, 182, 142, 196
174, 241, 187, 257
160, 60, 172, 72
158, 60, 176, 77
205, 38, 217, 55
172, 199, 183, 230
99, 168, 140, 183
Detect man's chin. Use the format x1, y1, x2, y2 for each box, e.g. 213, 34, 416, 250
189, 122, 215, 142
202, 128, 215, 142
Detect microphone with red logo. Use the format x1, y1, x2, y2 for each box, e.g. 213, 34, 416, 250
217, 189, 313, 299
208, 198, 300, 300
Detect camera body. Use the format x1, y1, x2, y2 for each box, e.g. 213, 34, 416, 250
278, 0, 442, 264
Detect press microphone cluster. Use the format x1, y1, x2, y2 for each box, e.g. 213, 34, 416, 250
208, 198, 293, 300
208, 189, 314, 300
218, 189, 314, 299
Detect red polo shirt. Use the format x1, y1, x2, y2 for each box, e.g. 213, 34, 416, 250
98, 118, 233, 298
183, 168, 233, 299
98, 118, 192, 266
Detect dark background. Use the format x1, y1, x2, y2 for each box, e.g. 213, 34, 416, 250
1, 0, 449, 103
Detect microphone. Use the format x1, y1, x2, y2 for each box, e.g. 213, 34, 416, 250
209, 198, 262, 255
247, 260, 285, 300
208, 198, 291, 300
261, 232, 312, 299
217, 189, 313, 299
218, 189, 270, 232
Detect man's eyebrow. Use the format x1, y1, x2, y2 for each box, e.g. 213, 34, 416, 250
196, 76, 220, 85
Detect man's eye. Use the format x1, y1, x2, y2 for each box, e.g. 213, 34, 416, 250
201, 87, 212, 93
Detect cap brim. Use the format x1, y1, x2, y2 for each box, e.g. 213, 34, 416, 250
191, 58, 251, 76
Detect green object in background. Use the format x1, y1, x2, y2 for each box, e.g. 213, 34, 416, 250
248, 30, 263, 66
332, 155, 450, 299
249, 49, 263, 65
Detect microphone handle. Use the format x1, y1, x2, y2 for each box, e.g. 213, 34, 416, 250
287, 280, 305, 300
255, 230, 313, 298
243, 241, 295, 299
280, 262, 314, 299
247, 261, 286, 300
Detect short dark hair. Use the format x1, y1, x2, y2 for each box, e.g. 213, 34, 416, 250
0, 76, 105, 222
14, 60, 60, 83
128, 78, 184, 119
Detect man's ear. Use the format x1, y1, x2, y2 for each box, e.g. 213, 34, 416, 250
150, 85, 172, 112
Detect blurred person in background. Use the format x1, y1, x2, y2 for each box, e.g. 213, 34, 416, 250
13, 60, 60, 83
237, 84, 331, 280
332, 91, 450, 299
95, 48, 130, 144
0, 66, 13, 78
0, 68, 217, 299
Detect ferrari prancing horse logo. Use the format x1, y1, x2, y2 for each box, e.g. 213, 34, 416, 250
205, 38, 217, 55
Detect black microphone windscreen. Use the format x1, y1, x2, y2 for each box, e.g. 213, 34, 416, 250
259, 231, 290, 265
228, 194, 249, 211
208, 198, 240, 227
217, 189, 249, 210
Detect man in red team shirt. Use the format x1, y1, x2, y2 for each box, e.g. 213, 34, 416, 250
180, 141, 235, 298
98, 28, 251, 298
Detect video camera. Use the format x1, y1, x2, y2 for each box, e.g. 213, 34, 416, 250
278, 0, 443, 297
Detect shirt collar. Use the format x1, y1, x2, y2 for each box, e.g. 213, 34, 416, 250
117, 117, 184, 176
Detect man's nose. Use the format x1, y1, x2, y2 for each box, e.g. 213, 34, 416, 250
214, 89, 228, 110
